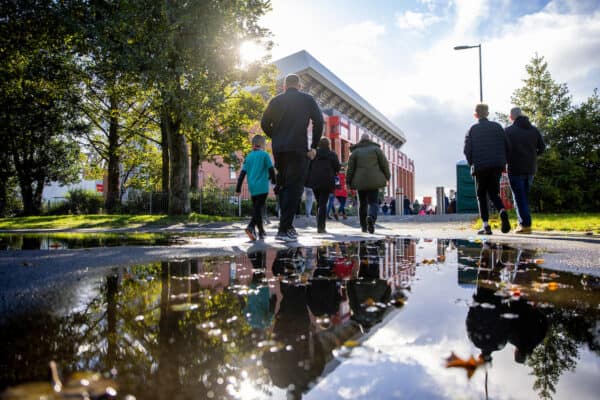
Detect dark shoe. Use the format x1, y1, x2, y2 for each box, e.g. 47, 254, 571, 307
317, 228, 327, 234
258, 231, 266, 240
288, 227, 298, 238
342, 213, 347, 220
327, 215, 334, 220
275, 231, 296, 242
367, 216, 375, 234
477, 226, 492, 235
500, 210, 511, 233
361, 227, 367, 233
245, 227, 257, 241
334, 212, 339, 221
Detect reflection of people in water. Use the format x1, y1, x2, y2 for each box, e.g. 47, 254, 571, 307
347, 241, 391, 328
508, 297, 548, 363
466, 286, 509, 361
244, 250, 273, 330
271, 247, 304, 276
262, 278, 324, 399
466, 243, 549, 363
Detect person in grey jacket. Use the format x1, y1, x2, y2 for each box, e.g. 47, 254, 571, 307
261, 74, 324, 242
346, 133, 390, 234
505, 107, 545, 234
463, 104, 511, 235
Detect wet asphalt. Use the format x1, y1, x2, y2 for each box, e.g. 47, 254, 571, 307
1, 213, 599, 320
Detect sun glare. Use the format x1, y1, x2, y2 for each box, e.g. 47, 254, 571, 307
239, 40, 267, 66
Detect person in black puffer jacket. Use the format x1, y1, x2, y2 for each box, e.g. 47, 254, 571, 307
464, 103, 511, 235
505, 107, 545, 234
306, 137, 340, 233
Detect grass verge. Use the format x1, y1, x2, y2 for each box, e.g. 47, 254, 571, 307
476, 212, 600, 234
0, 213, 239, 230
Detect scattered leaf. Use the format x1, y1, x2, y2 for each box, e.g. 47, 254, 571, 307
445, 352, 485, 379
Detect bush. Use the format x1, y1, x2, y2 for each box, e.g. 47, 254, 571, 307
65, 189, 104, 214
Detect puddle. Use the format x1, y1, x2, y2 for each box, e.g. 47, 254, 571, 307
0, 232, 216, 250
1, 239, 599, 399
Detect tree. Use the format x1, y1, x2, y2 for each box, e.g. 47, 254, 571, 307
75, 0, 159, 213
132, 0, 272, 215
532, 91, 600, 211
511, 54, 571, 132
0, 0, 87, 215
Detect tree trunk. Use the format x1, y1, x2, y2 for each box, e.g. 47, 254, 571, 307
163, 105, 190, 215
19, 178, 39, 216
161, 117, 169, 196
105, 95, 120, 213
190, 141, 199, 191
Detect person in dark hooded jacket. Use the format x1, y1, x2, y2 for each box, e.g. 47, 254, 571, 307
346, 133, 390, 234
505, 107, 545, 234
306, 137, 341, 233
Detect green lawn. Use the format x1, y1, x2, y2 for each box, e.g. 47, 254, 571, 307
0, 213, 239, 230
481, 212, 600, 234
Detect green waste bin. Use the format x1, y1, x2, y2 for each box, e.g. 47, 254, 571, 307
456, 161, 478, 213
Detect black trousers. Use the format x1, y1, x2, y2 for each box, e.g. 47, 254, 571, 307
249, 193, 268, 234
274, 151, 308, 233
358, 190, 379, 229
313, 188, 332, 231
474, 167, 505, 222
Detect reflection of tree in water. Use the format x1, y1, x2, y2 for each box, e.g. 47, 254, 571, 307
529, 322, 578, 400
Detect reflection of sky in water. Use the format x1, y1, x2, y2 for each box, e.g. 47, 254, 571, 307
306, 239, 600, 400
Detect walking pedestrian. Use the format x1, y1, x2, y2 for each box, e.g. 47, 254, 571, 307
333, 168, 348, 219
261, 74, 324, 242
303, 187, 314, 218
505, 107, 545, 234
235, 135, 276, 241
306, 137, 341, 234
463, 103, 511, 235
346, 133, 390, 234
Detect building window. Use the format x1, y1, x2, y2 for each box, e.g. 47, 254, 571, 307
229, 166, 237, 180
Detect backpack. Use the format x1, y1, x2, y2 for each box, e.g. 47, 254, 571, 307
334, 175, 341, 189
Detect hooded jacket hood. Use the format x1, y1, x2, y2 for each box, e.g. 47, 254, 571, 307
514, 116, 532, 129
350, 139, 380, 152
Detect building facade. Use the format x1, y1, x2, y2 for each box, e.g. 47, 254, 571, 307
200, 50, 415, 202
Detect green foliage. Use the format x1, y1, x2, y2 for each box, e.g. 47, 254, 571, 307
64, 189, 104, 215
511, 54, 571, 132
509, 55, 599, 212
0, 0, 87, 215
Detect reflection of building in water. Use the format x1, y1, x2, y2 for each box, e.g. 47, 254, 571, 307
383, 238, 416, 291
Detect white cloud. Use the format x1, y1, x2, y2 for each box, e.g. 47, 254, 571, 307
396, 10, 443, 31
261, 0, 600, 201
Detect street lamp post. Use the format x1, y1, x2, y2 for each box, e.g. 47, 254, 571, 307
454, 44, 482, 102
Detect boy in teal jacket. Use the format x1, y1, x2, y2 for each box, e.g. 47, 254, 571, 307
236, 135, 276, 240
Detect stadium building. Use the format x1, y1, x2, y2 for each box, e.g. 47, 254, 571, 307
199, 50, 414, 202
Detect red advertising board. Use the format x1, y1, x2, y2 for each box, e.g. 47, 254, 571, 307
96, 183, 104, 193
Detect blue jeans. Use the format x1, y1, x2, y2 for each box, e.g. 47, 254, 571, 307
358, 190, 379, 229
509, 174, 534, 227
327, 193, 335, 216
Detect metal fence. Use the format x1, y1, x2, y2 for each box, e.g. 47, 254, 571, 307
41, 188, 361, 217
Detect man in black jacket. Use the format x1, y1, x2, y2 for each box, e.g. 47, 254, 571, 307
464, 104, 511, 235
261, 74, 324, 242
505, 107, 545, 234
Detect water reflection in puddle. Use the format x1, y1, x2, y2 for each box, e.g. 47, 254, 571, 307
1, 238, 599, 399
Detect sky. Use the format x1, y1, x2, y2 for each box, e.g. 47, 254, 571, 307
255, 0, 600, 201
